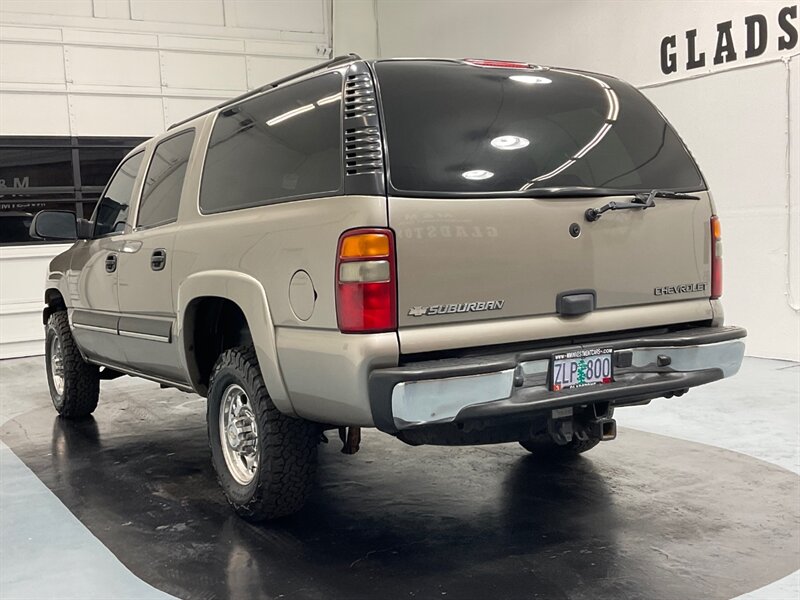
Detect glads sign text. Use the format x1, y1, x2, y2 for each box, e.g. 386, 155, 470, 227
660, 4, 798, 75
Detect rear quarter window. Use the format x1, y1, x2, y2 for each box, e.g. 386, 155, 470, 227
200, 73, 343, 214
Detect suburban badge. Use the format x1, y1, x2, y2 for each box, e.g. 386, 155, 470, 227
407, 300, 505, 317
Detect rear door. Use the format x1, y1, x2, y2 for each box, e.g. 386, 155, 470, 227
116, 129, 195, 383
375, 60, 713, 340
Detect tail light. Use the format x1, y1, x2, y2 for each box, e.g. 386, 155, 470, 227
336, 228, 397, 333
711, 215, 723, 299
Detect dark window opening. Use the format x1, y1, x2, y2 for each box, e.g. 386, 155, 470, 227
80, 146, 138, 187
0, 197, 76, 245
0, 136, 145, 245
200, 72, 343, 214
138, 130, 195, 229
0, 147, 73, 188
375, 61, 705, 196
93, 152, 144, 237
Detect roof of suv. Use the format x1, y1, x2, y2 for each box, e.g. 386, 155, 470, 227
166, 54, 626, 132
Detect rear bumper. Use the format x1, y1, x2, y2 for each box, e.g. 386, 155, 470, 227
368, 326, 747, 433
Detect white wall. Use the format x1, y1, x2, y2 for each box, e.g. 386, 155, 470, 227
0, 244, 71, 359
0, 0, 333, 137
333, 0, 376, 58
0, 0, 332, 358
336, 0, 800, 361
642, 61, 799, 362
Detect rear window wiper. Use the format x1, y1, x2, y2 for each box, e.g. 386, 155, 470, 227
585, 189, 700, 222
635, 189, 700, 201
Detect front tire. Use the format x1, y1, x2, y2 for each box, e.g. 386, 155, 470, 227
207, 347, 319, 521
45, 311, 99, 418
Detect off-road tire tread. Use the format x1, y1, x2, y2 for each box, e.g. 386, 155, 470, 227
46, 311, 99, 417
208, 346, 318, 521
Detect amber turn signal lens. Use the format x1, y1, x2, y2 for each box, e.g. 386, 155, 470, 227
711, 216, 722, 240
710, 216, 723, 299
336, 228, 397, 333
340, 233, 391, 258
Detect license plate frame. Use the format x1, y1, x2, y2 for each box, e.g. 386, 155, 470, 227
551, 348, 614, 391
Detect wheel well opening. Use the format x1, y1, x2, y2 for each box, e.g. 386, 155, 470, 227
185, 297, 253, 393
44, 289, 66, 324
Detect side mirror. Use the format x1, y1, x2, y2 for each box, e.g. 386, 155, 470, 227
29, 211, 78, 241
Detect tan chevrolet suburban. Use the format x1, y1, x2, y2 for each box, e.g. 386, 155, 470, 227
31, 55, 746, 521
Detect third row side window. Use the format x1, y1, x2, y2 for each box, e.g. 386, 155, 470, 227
199, 72, 343, 214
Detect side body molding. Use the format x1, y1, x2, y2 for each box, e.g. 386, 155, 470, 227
176, 270, 294, 416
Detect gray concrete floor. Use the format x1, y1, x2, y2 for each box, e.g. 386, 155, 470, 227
1, 355, 798, 599
616, 358, 800, 599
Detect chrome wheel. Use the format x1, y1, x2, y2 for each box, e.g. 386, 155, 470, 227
50, 335, 65, 397
219, 383, 260, 485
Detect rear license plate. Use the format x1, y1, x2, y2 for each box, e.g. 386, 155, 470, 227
551, 348, 613, 391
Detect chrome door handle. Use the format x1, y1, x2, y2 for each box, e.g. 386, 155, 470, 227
150, 249, 167, 271
105, 253, 117, 273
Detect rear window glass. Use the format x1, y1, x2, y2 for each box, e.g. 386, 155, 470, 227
375, 61, 704, 195
200, 73, 342, 214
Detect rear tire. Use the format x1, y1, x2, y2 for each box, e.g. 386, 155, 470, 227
45, 311, 99, 418
519, 435, 601, 458
207, 346, 319, 521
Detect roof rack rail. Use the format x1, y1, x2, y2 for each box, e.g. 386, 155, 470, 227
167, 53, 362, 130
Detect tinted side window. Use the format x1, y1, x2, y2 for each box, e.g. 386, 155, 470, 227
200, 73, 342, 214
137, 131, 195, 228
93, 152, 144, 237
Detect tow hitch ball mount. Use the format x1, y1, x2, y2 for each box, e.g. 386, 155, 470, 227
548, 405, 617, 445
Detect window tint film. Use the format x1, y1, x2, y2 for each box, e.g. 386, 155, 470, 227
375, 61, 704, 195
138, 131, 194, 228
200, 73, 342, 213
93, 151, 144, 236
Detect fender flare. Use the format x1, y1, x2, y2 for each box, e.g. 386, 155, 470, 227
43, 285, 64, 324
43, 270, 70, 322
176, 270, 294, 416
